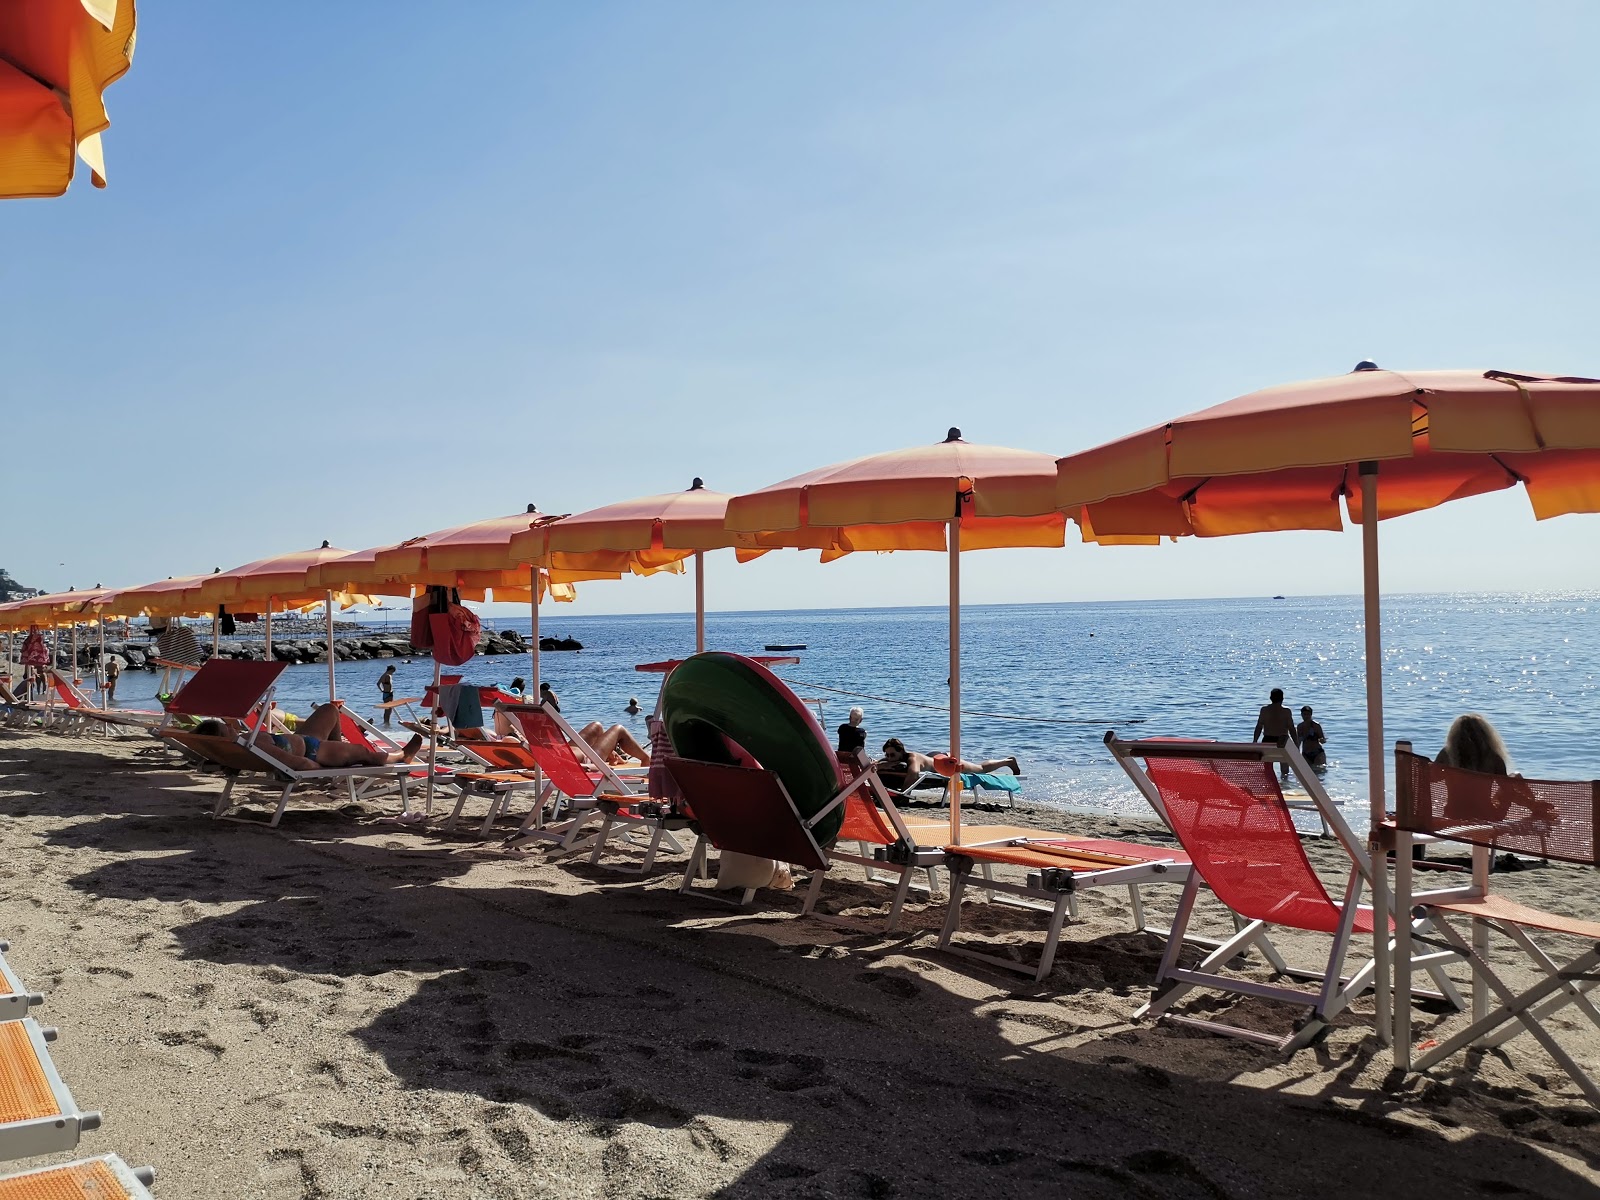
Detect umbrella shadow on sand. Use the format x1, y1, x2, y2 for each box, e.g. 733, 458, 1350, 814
154, 867, 1600, 1198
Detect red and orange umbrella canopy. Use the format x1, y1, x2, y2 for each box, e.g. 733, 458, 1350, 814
512, 480, 731, 573
311, 541, 578, 605
1057, 366, 1600, 541
196, 543, 367, 610
0, 0, 137, 198
725, 430, 1065, 556
374, 507, 618, 588
95, 573, 218, 618
0, 585, 112, 629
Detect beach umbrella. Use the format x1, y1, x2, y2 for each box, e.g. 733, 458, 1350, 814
374, 507, 616, 697
726, 429, 1064, 844
511, 479, 739, 656
1053, 363, 1600, 1048
0, 0, 137, 198
198, 543, 371, 702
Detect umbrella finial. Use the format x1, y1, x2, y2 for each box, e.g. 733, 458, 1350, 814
1353, 360, 1381, 372
526, 503, 538, 513
944, 427, 963, 443
320, 540, 330, 549
211, 567, 220, 573
689, 477, 704, 490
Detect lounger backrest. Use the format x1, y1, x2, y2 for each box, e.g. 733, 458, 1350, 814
160, 731, 288, 777
463, 741, 540, 772
50, 677, 83, 709
834, 754, 896, 845
1395, 747, 1598, 866
501, 707, 601, 798
336, 708, 383, 754
664, 756, 828, 870
166, 660, 288, 718
1143, 754, 1345, 934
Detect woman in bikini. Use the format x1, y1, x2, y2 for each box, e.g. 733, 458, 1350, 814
195, 703, 424, 772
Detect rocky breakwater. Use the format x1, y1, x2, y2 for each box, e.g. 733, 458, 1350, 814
84, 627, 544, 668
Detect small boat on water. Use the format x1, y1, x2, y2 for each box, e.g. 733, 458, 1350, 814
1272, 595, 1286, 600
764, 643, 806, 652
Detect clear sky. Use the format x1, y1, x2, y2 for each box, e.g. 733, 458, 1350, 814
5, 2, 1596, 617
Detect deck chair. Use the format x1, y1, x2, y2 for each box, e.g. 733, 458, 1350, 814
0, 943, 42, 1023
1393, 742, 1600, 1105
496, 704, 646, 851
0, 1154, 157, 1198
42, 671, 162, 736
1106, 732, 1464, 1051
0, 1018, 101, 1162
665, 756, 833, 908
156, 661, 417, 826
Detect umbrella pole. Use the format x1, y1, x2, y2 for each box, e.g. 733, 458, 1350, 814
212, 615, 219, 659
324, 591, 336, 703
265, 608, 273, 661
71, 625, 78, 683
530, 571, 541, 699
694, 550, 706, 653
98, 620, 106, 710
948, 517, 963, 847
1360, 462, 1392, 1048
424, 655, 442, 817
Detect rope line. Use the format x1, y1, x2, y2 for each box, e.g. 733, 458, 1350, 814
782, 677, 1143, 726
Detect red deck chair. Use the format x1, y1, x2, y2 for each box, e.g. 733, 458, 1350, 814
1393, 743, 1600, 1106
1107, 733, 1463, 1051
665, 756, 832, 908
490, 704, 645, 851
162, 659, 288, 721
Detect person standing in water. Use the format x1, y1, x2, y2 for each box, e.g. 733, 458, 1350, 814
1253, 687, 1294, 779
103, 655, 121, 705
1295, 705, 1327, 770
625, 696, 641, 716
377, 664, 396, 726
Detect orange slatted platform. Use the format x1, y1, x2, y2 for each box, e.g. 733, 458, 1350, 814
0, 1023, 58, 1127
0, 1155, 155, 1199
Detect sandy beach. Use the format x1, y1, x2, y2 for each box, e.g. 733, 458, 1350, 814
3, 727, 1599, 1199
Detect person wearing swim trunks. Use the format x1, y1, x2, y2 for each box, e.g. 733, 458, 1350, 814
1253, 687, 1295, 780
195, 703, 423, 772
877, 737, 1019, 790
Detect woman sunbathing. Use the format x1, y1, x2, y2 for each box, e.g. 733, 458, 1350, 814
877, 737, 1019, 788
194, 704, 423, 772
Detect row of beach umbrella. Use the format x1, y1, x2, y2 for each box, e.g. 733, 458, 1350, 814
3, 367, 1599, 1042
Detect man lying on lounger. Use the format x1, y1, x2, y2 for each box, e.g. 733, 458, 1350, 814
193, 705, 424, 772
877, 737, 1019, 790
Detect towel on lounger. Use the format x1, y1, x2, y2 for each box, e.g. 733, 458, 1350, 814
961, 771, 1021, 794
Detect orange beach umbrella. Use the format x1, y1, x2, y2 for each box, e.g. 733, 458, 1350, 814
512, 479, 735, 654
1055, 363, 1600, 1047
0, 0, 137, 198
726, 429, 1064, 844
95, 573, 219, 619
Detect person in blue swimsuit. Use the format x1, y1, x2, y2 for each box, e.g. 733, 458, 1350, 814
195, 703, 422, 771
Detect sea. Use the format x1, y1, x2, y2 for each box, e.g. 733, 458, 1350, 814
102, 592, 1596, 823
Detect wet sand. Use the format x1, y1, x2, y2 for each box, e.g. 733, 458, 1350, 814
2, 727, 1598, 1198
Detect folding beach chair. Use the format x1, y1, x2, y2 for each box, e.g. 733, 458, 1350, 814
156, 661, 418, 826
0, 943, 43, 1024
0, 1155, 156, 1199
665, 756, 834, 908
41, 670, 162, 736
0, 1018, 101, 1162
1393, 743, 1600, 1105
1106, 733, 1464, 1051
496, 704, 647, 851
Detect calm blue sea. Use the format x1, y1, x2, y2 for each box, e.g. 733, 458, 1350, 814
104, 593, 1597, 821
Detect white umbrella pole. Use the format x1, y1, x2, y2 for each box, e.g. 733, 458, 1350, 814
1360, 462, 1391, 1047
98, 621, 106, 709
324, 591, 336, 703
948, 516, 963, 847
71, 625, 78, 683
212, 615, 219, 658
694, 550, 706, 653
424, 655, 442, 816
265, 608, 273, 660
530, 574, 541, 700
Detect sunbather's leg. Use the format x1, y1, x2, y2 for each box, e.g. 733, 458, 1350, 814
579, 722, 651, 766
298, 703, 344, 741
965, 757, 1020, 775
316, 733, 424, 768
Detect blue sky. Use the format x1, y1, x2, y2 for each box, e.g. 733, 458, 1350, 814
5, 2, 1597, 616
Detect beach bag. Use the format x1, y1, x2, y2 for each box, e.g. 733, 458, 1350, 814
429, 604, 480, 667
19, 629, 48, 667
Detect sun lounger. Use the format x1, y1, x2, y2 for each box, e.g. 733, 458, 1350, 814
0, 1154, 156, 1198
1393, 742, 1600, 1105
154, 660, 418, 826
0, 943, 42, 1024
494, 704, 647, 851
0, 1018, 101, 1163
1105, 732, 1464, 1051
41, 671, 162, 736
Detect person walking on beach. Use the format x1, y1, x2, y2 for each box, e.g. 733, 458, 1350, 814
103, 655, 121, 704
1295, 705, 1326, 770
1253, 687, 1294, 779
377, 665, 396, 726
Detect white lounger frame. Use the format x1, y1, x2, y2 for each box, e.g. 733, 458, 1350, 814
0, 1154, 156, 1197
0, 941, 44, 1022
1107, 734, 1463, 1052
0, 1018, 102, 1163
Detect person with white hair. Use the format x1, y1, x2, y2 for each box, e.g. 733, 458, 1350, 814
836, 705, 867, 760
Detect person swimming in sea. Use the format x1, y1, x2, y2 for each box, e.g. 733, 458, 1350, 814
1295, 705, 1327, 770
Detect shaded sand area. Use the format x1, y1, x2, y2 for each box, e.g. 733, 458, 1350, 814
2, 729, 1599, 1198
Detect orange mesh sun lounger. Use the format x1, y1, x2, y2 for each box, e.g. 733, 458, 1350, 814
0, 1018, 101, 1162
0, 1155, 156, 1199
